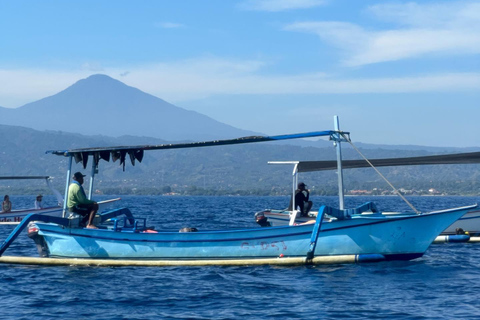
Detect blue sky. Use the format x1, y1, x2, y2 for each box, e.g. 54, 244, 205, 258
0, 0, 479, 147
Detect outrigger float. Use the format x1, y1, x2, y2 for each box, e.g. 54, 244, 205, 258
254, 152, 480, 244
0, 116, 476, 267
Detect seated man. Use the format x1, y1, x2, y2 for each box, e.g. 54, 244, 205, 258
2, 195, 12, 213
290, 182, 313, 217
34, 194, 43, 209
67, 172, 99, 229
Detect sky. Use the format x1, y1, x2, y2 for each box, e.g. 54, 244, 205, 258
0, 0, 479, 147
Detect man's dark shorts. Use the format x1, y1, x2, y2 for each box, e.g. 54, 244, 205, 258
69, 203, 96, 216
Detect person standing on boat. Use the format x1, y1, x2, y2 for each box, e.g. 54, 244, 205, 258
34, 194, 43, 209
67, 172, 98, 229
294, 182, 313, 217
2, 195, 12, 213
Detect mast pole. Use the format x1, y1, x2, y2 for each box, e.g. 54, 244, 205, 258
334, 116, 345, 210
62, 156, 73, 218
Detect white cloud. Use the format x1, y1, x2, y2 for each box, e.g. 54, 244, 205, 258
285, 2, 480, 66
0, 58, 479, 107
0, 69, 92, 107
238, 0, 327, 12
284, 21, 369, 59
90, 68, 480, 102
367, 2, 480, 29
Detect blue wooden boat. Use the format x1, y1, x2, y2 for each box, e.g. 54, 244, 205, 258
0, 116, 476, 263
20, 204, 474, 260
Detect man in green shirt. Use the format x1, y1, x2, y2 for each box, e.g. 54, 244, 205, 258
67, 172, 99, 229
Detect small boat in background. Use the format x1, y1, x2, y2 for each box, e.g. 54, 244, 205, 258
0, 176, 120, 224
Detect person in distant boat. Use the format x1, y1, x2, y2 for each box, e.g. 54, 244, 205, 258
2, 195, 12, 213
67, 172, 99, 229
34, 194, 43, 209
291, 182, 313, 217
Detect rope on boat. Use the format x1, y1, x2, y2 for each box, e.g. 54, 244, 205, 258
340, 132, 420, 214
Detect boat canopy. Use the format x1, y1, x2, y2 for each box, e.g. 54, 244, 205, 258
280, 151, 480, 173
46, 130, 344, 169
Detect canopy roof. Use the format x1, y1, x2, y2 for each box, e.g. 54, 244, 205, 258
47, 130, 342, 169
270, 151, 480, 173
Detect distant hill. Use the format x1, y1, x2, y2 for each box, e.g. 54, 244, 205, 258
0, 74, 258, 141
0, 124, 479, 196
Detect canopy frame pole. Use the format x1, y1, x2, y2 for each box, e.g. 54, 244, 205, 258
292, 163, 298, 212
62, 156, 73, 218
88, 156, 96, 200
333, 116, 345, 210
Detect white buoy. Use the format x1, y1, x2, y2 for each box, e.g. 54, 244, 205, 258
433, 235, 471, 243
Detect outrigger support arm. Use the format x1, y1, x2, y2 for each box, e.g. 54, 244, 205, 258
306, 206, 326, 261
0, 214, 69, 257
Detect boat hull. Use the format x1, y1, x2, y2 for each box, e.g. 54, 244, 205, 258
34, 205, 474, 260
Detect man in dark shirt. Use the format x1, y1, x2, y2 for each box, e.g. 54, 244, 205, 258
294, 182, 313, 217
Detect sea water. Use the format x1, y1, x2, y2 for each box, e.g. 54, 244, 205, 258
0, 195, 479, 320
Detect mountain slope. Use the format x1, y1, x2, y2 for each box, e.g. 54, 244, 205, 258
0, 74, 257, 140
